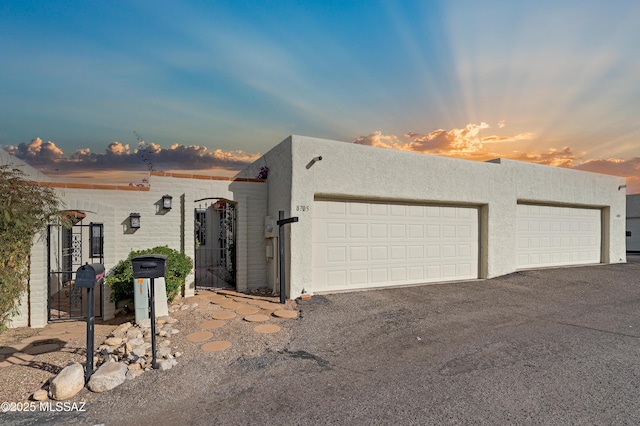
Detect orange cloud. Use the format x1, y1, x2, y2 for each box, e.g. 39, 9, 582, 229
353, 122, 639, 194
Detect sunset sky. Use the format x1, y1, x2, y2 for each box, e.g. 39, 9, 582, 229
1, 1, 639, 192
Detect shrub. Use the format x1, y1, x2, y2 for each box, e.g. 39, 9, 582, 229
0, 165, 60, 330
106, 246, 193, 303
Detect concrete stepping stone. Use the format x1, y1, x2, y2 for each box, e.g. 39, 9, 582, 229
24, 343, 62, 355
212, 311, 236, 320
235, 306, 260, 316
186, 331, 214, 343
246, 299, 264, 306
200, 320, 226, 330
2, 352, 34, 366
244, 314, 270, 323
257, 301, 281, 311
254, 324, 281, 334
273, 310, 298, 319
209, 298, 229, 306
219, 301, 244, 310
201, 341, 232, 352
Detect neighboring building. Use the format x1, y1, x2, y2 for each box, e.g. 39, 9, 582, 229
627, 194, 640, 252
2, 134, 628, 328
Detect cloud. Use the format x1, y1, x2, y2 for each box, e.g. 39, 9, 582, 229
353, 122, 639, 193
5, 137, 261, 174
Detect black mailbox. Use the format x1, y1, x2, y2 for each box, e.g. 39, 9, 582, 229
132, 254, 168, 279
75, 263, 105, 289
74, 262, 105, 382
131, 254, 168, 369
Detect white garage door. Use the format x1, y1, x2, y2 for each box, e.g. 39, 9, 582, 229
516, 204, 601, 269
312, 200, 479, 292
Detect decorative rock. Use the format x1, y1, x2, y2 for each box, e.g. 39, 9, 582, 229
180, 305, 190, 311
129, 338, 144, 347
32, 389, 49, 401
104, 337, 123, 346
160, 340, 172, 347
159, 330, 167, 337
137, 318, 151, 328
157, 347, 172, 358
113, 322, 132, 335
190, 303, 198, 309
158, 358, 177, 371
126, 369, 144, 380
88, 362, 128, 393
49, 362, 84, 401
174, 352, 183, 358
127, 363, 141, 370
169, 329, 180, 335
127, 329, 142, 339
156, 318, 166, 325
166, 317, 178, 324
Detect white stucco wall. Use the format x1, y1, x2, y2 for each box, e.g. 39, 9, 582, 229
244, 135, 627, 299
9, 169, 267, 328
627, 194, 640, 251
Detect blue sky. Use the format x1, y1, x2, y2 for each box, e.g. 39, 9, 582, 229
1, 1, 639, 191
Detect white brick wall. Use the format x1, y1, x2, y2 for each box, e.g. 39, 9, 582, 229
11, 173, 268, 328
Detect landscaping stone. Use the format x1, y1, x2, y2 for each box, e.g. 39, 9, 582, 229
244, 314, 270, 323
104, 337, 123, 346
236, 306, 260, 316
49, 363, 84, 401
88, 362, 128, 393
137, 319, 151, 328
212, 311, 236, 320
201, 341, 232, 352
254, 324, 281, 334
273, 310, 298, 319
32, 389, 49, 401
200, 320, 226, 330
186, 331, 213, 343
126, 369, 144, 380
157, 347, 172, 358
158, 358, 177, 371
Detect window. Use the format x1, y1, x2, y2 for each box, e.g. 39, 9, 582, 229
90, 223, 104, 257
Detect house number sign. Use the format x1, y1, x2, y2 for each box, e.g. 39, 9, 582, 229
296, 205, 310, 212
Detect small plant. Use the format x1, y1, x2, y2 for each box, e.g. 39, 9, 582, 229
106, 246, 193, 304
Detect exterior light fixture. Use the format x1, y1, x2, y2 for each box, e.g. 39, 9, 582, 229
162, 195, 173, 210
129, 213, 141, 229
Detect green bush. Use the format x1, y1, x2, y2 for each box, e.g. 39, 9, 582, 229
106, 246, 193, 303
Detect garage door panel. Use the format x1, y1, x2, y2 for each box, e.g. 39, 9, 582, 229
516, 204, 601, 269
312, 200, 478, 292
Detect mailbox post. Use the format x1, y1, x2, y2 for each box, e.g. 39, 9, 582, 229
74, 263, 105, 382
131, 254, 168, 369
277, 211, 298, 304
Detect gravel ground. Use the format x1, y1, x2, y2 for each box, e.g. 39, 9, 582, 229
0, 289, 295, 411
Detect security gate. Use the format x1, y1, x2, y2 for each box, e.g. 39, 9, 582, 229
47, 222, 104, 320
194, 198, 237, 289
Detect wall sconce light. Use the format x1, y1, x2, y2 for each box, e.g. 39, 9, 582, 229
129, 213, 141, 229
619, 185, 627, 191
162, 195, 173, 210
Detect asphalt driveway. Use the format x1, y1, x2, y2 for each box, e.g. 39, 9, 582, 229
9, 255, 640, 425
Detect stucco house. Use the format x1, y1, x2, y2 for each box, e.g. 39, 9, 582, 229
2, 135, 628, 328
627, 194, 640, 252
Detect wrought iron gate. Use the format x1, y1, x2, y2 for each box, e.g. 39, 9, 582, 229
194, 198, 237, 289
47, 222, 104, 320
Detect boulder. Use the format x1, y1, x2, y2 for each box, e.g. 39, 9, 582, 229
49, 363, 85, 401
157, 358, 177, 371
87, 362, 127, 393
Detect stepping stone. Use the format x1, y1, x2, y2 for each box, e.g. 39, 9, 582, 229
219, 301, 244, 310
243, 314, 270, 323
200, 320, 226, 330
201, 341, 232, 352
209, 297, 228, 304
24, 343, 62, 355
254, 324, 281, 334
235, 306, 259, 316
273, 310, 298, 319
257, 301, 281, 311
246, 299, 264, 306
186, 331, 214, 343
212, 311, 236, 320
3, 352, 35, 366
